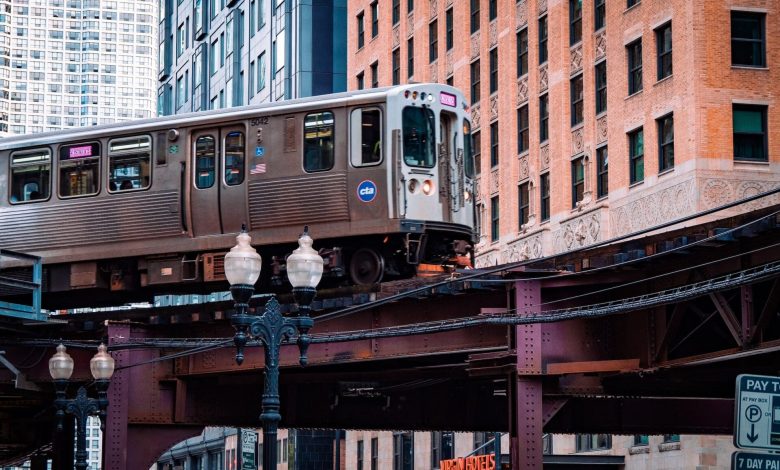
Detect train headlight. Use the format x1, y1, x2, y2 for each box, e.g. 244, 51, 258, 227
427, 93, 434, 103
408, 179, 420, 193
422, 179, 435, 195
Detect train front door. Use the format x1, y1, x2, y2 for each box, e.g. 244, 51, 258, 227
190, 126, 249, 237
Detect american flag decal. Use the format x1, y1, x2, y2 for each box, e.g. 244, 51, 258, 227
250, 163, 266, 174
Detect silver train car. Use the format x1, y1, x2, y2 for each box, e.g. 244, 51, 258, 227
0, 84, 475, 307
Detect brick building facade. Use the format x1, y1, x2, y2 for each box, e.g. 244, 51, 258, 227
347, 0, 779, 266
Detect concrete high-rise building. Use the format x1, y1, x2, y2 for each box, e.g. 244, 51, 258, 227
0, 0, 159, 137
348, 0, 780, 268
157, 0, 347, 116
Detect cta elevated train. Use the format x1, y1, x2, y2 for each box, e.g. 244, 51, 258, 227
0, 84, 476, 307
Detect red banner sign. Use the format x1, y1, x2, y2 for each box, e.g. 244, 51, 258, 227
440, 454, 496, 470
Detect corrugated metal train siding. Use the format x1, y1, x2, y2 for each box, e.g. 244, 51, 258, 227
0, 190, 182, 252
248, 172, 350, 227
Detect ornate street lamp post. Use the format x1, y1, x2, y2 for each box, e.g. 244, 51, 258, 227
227, 227, 323, 470
49, 343, 115, 470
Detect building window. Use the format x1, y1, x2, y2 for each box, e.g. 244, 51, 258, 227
570, 0, 582, 45
489, 48, 498, 93
731, 11, 765, 67
634, 435, 649, 446
429, 20, 438, 63
540, 94, 549, 142
629, 127, 644, 184
539, 16, 548, 64
490, 196, 499, 242
576, 434, 611, 452
595, 61, 607, 114
627, 0, 640, 7
657, 113, 674, 171
627, 39, 642, 95
663, 435, 680, 443
393, 433, 413, 470
489, 0, 497, 21
357, 71, 364, 90
392, 0, 400, 25
733, 104, 767, 161
408, 0, 414, 13
473, 130, 481, 176
371, 438, 378, 470
431, 432, 454, 469
371, 1, 378, 38
570, 74, 583, 126
596, 146, 608, 198
490, 121, 499, 167
519, 182, 530, 227
517, 28, 528, 77
407, 38, 414, 78
595, 0, 605, 30
470, 59, 480, 104
470, 0, 479, 34
357, 440, 364, 470
517, 105, 529, 154
656, 22, 672, 80
257, 51, 266, 90
357, 12, 364, 49
392, 48, 400, 85
446, 8, 453, 51
371, 61, 378, 88
571, 156, 584, 208
540, 173, 550, 222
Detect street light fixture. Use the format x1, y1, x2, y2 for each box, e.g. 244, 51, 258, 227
228, 226, 323, 470
49, 343, 115, 470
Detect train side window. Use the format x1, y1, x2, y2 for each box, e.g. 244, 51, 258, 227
108, 135, 151, 192
463, 119, 475, 178
350, 108, 383, 167
9, 149, 51, 203
224, 131, 245, 185
303, 111, 335, 172
195, 135, 216, 189
402, 106, 436, 168
58, 142, 100, 198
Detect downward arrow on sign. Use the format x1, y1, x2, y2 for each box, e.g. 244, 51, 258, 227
747, 423, 759, 443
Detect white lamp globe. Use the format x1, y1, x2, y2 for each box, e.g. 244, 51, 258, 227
286, 228, 324, 288
49, 344, 74, 381
224, 231, 262, 286
90, 344, 115, 380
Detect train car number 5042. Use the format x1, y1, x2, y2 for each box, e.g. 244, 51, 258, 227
251, 117, 269, 126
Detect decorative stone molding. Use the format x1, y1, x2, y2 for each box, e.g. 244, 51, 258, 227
571, 127, 584, 155
471, 32, 480, 60
474, 177, 481, 202
701, 179, 734, 209
519, 156, 529, 179
475, 251, 499, 268
471, 103, 481, 129
490, 168, 499, 195
553, 210, 602, 253
540, 64, 548, 91
540, 144, 550, 170
393, 25, 400, 48
489, 94, 498, 121
517, 75, 529, 105
628, 446, 650, 455
446, 50, 453, 76
597, 115, 608, 143
446, 0, 453, 6
430, 0, 437, 16
740, 180, 780, 210
610, 179, 696, 237
538, 0, 547, 14
407, 12, 414, 33
430, 62, 438, 82
489, 20, 498, 47
701, 178, 780, 210
570, 44, 583, 74
658, 442, 681, 452
506, 233, 544, 262
517, 0, 528, 28
595, 30, 607, 59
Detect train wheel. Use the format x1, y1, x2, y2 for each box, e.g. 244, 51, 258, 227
349, 248, 384, 285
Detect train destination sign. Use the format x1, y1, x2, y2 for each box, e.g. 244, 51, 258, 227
60, 142, 100, 160
735, 374, 780, 451
440, 91, 457, 107
732, 451, 780, 470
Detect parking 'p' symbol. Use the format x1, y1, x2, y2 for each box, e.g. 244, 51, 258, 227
746, 405, 762, 423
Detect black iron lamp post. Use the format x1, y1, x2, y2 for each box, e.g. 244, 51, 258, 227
48, 343, 115, 470
228, 227, 323, 470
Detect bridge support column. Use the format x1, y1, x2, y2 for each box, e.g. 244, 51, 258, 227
105, 323, 131, 470
509, 280, 543, 470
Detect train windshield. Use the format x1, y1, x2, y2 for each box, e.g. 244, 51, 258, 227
463, 120, 475, 179
402, 106, 436, 168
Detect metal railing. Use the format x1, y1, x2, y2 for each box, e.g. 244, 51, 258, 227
0, 249, 46, 322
